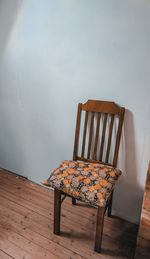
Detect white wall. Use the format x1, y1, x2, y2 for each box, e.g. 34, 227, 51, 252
0, 0, 150, 224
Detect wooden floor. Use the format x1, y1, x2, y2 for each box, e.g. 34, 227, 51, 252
0, 169, 138, 259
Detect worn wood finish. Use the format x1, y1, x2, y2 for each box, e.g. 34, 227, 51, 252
95, 207, 105, 253
134, 162, 150, 259
0, 170, 138, 259
0, 250, 12, 259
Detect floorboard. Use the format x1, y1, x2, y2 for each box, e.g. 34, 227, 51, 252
0, 249, 14, 259
0, 169, 138, 259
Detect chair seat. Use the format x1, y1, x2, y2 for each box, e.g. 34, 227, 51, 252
43, 160, 122, 207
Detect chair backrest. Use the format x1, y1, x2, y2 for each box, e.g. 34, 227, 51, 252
73, 100, 125, 167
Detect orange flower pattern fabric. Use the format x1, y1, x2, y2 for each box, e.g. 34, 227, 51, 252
43, 160, 122, 207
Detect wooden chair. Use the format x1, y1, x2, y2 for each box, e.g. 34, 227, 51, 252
45, 100, 125, 253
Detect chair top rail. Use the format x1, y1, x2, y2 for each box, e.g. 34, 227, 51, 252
82, 100, 123, 115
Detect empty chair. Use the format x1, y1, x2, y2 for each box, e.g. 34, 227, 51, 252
43, 100, 125, 253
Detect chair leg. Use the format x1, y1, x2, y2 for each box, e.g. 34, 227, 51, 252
72, 197, 76, 205
94, 206, 105, 253
107, 191, 113, 217
54, 188, 61, 235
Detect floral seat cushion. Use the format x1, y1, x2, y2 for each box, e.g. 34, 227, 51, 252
43, 160, 122, 207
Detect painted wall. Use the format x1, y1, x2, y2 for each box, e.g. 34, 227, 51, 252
0, 0, 150, 224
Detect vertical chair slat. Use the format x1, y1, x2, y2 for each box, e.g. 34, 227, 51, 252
93, 113, 101, 160
105, 114, 114, 163
99, 113, 108, 161
87, 112, 95, 159
113, 108, 125, 167
81, 111, 88, 158
73, 103, 82, 161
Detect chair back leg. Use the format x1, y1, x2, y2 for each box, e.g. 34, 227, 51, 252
72, 197, 76, 205
95, 206, 105, 253
107, 191, 113, 217
54, 188, 61, 235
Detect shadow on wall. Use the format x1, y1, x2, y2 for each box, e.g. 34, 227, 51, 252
0, 0, 22, 54
113, 109, 143, 223
124, 109, 138, 187
0, 0, 28, 175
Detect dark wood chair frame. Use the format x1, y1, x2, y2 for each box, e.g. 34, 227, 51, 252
53, 100, 125, 253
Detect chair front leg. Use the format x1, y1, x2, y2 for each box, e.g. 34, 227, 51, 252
54, 188, 61, 235
94, 206, 105, 253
